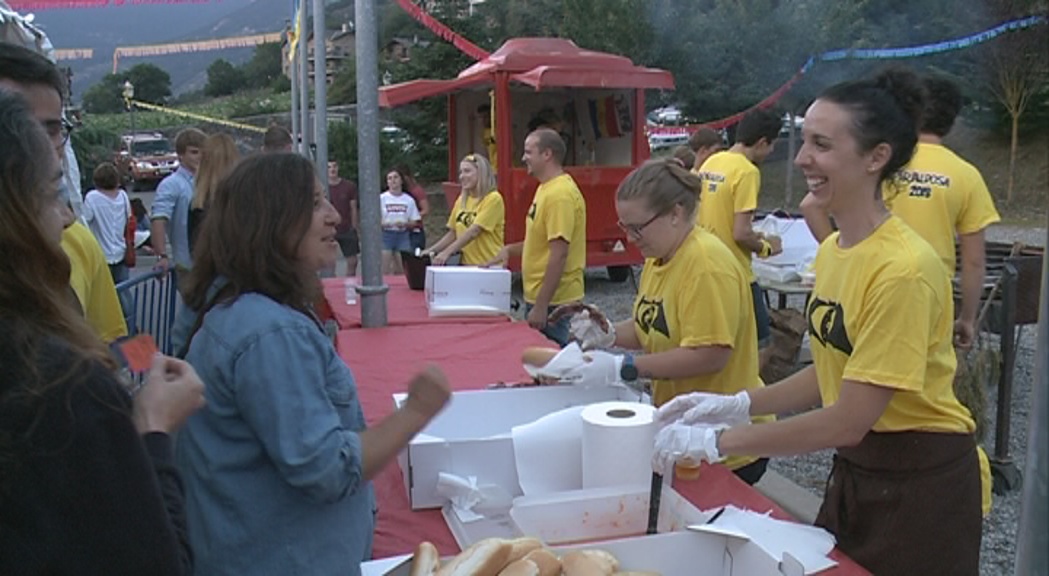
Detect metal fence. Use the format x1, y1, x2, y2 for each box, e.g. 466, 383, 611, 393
115, 268, 179, 356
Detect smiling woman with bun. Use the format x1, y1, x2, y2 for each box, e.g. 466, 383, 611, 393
654, 67, 982, 575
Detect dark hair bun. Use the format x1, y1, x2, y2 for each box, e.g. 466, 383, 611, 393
871, 66, 926, 130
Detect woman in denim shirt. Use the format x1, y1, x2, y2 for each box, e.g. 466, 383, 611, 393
175, 154, 451, 575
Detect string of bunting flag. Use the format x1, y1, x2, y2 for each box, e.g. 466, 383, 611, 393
112, 31, 282, 72
6, 0, 210, 9
647, 13, 1048, 135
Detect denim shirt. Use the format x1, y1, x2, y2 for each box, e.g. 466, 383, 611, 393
150, 167, 194, 269
176, 293, 375, 576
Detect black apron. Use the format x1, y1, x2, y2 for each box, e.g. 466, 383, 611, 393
815, 431, 981, 576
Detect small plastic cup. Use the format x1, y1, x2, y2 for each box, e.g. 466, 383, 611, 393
344, 278, 358, 305
675, 460, 702, 481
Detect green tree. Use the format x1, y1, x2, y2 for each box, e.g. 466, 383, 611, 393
123, 63, 172, 105
976, 1, 1049, 203
329, 58, 357, 105
205, 59, 246, 97
241, 42, 285, 90
81, 73, 127, 113
70, 125, 121, 190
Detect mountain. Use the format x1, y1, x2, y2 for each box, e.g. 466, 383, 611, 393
29, 0, 290, 97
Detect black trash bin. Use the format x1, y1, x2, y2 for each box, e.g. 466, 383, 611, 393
400, 251, 431, 291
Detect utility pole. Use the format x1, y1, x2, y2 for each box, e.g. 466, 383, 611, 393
297, 0, 310, 157
288, 17, 300, 154
1013, 218, 1048, 575
354, 0, 388, 326
312, 0, 328, 193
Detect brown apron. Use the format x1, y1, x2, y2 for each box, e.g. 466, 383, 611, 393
815, 431, 981, 576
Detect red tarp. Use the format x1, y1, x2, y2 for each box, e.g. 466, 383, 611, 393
320, 276, 510, 329
337, 322, 869, 574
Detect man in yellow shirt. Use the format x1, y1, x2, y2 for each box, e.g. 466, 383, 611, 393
489, 128, 586, 345
687, 126, 723, 175
62, 221, 129, 342
695, 109, 783, 353
1, 43, 128, 342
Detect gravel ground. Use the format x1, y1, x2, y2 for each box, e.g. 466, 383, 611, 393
507, 223, 1045, 575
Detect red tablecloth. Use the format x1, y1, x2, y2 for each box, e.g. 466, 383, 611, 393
337, 323, 868, 575
321, 276, 511, 329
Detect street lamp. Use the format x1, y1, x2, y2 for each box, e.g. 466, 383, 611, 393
122, 80, 135, 135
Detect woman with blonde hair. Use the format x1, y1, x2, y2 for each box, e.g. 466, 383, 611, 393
188, 133, 240, 253
424, 153, 505, 266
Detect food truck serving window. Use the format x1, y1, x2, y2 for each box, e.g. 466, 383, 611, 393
453, 87, 636, 169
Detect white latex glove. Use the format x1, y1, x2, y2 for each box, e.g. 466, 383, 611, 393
549, 303, 616, 350
651, 422, 727, 476
562, 351, 622, 387
654, 390, 751, 429
568, 309, 617, 350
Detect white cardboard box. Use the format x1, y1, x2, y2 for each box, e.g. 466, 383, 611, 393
393, 385, 646, 510
424, 266, 511, 316
362, 531, 807, 576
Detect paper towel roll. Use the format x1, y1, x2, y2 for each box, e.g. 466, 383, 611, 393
581, 401, 656, 489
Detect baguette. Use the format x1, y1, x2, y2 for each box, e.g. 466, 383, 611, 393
521, 347, 560, 368
410, 542, 441, 576
496, 559, 540, 576
522, 549, 561, 576
434, 538, 513, 576
505, 537, 543, 563
561, 550, 618, 576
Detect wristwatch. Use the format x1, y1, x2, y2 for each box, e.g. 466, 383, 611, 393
620, 353, 639, 382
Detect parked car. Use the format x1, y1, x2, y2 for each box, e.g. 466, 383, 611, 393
115, 132, 179, 191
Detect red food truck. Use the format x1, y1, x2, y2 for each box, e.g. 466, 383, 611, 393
379, 38, 675, 281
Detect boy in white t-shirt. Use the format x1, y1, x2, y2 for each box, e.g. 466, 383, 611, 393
82, 162, 131, 284
380, 168, 422, 274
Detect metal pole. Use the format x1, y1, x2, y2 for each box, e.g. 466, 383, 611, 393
297, 0, 310, 157
289, 21, 300, 154
312, 0, 328, 194
354, 0, 388, 327
1013, 218, 1048, 575
785, 111, 796, 207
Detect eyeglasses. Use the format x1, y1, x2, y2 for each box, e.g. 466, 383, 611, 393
44, 116, 75, 148
617, 211, 665, 239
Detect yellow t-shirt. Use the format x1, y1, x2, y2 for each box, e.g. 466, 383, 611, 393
61, 221, 128, 342
447, 191, 506, 265
885, 142, 1001, 276
637, 227, 770, 471
696, 151, 760, 281
808, 216, 974, 433
522, 173, 586, 305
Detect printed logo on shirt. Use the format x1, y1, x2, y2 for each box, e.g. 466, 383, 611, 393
807, 297, 852, 355
896, 169, 950, 188
908, 184, 933, 198
527, 202, 537, 221
387, 204, 409, 214
634, 297, 670, 338
456, 211, 477, 227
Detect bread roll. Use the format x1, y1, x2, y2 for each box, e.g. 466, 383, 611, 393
496, 559, 540, 576
410, 542, 440, 576
505, 537, 543, 563
561, 549, 618, 576
434, 538, 512, 576
522, 549, 561, 576
521, 347, 560, 368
